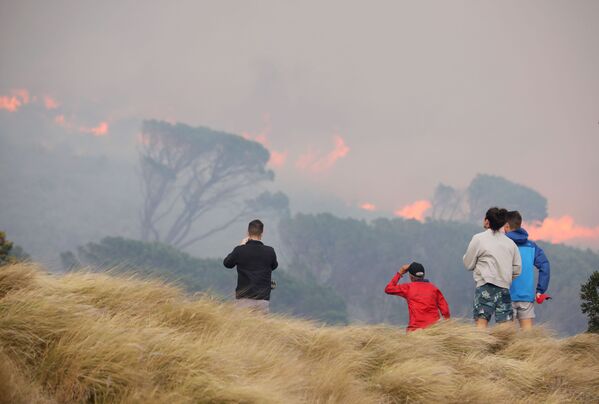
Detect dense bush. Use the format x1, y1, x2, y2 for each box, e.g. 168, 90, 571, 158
581, 271, 599, 333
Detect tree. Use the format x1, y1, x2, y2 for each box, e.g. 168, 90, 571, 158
581, 271, 599, 333
430, 183, 466, 221
0, 231, 13, 265
139, 120, 282, 248
0, 231, 29, 265
467, 174, 548, 223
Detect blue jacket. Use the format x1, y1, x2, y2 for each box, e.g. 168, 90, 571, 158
507, 228, 550, 302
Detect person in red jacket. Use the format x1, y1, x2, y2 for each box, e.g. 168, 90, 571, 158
384, 262, 450, 331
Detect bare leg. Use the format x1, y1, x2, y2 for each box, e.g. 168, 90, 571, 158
519, 318, 533, 330
476, 318, 488, 329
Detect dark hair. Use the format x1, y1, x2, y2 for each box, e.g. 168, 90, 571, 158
506, 210, 522, 230
485, 207, 508, 231
248, 219, 264, 236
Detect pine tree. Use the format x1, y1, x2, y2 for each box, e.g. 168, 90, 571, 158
0, 231, 15, 265
581, 271, 599, 333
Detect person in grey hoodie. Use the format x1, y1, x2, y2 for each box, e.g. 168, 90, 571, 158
463, 207, 522, 328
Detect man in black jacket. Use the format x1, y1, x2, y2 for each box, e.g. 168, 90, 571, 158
223, 219, 278, 313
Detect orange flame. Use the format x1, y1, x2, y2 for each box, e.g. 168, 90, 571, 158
241, 129, 287, 168
12, 89, 30, 104
0, 96, 21, 112
525, 216, 599, 244
394, 200, 432, 222
54, 115, 66, 125
55, 114, 109, 137
296, 135, 350, 173
0, 89, 30, 112
268, 150, 288, 167
81, 121, 109, 137
360, 203, 377, 212
44, 95, 59, 110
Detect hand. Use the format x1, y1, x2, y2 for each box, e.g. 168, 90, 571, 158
239, 237, 249, 246
399, 264, 410, 275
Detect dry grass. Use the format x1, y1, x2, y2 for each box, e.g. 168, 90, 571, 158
0, 263, 598, 404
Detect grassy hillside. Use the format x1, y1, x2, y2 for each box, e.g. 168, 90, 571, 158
1, 263, 599, 403
61, 236, 348, 324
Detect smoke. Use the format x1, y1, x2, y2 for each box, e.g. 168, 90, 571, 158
1, 88, 108, 137
526, 216, 599, 244
394, 200, 432, 222
0, 89, 30, 112
296, 135, 350, 173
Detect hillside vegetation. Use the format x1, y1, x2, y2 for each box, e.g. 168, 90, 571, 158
1, 264, 599, 403
61, 236, 348, 324
280, 214, 599, 334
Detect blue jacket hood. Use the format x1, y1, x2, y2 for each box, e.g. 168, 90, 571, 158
506, 228, 529, 245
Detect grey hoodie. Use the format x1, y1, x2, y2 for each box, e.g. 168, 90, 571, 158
463, 229, 522, 289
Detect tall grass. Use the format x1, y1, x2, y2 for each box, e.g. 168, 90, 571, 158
1, 263, 598, 403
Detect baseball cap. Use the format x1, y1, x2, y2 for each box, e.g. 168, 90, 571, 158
408, 262, 425, 278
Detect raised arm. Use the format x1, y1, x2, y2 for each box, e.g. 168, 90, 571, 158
534, 244, 550, 294
384, 265, 410, 298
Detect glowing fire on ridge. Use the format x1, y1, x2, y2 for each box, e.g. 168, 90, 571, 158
0, 89, 30, 112
360, 203, 377, 212
44, 96, 60, 110
296, 135, 350, 173
241, 125, 288, 168
394, 200, 432, 222
525, 216, 599, 244
80, 122, 109, 137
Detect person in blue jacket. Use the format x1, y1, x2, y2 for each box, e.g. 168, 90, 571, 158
504, 211, 551, 330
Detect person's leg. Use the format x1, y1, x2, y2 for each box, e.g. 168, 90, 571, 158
235, 298, 270, 314
256, 299, 270, 314
473, 284, 493, 328
495, 287, 514, 324
519, 318, 533, 329
515, 302, 535, 330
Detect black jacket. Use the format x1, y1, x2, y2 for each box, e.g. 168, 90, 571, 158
223, 240, 278, 300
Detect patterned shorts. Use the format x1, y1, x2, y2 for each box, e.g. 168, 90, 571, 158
473, 283, 513, 323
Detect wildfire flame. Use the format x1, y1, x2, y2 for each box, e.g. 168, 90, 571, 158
241, 127, 287, 168
0, 89, 30, 112
44, 96, 60, 110
80, 122, 109, 137
394, 200, 432, 222
526, 216, 599, 244
360, 203, 377, 212
296, 135, 350, 173
54, 115, 66, 125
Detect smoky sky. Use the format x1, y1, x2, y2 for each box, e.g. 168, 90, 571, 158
1, 0, 598, 225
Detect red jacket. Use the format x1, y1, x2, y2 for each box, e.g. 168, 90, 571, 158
384, 272, 450, 331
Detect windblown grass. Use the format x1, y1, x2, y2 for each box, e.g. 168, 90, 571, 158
1, 263, 598, 403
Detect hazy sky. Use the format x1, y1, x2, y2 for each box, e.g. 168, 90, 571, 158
2, 1, 598, 226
